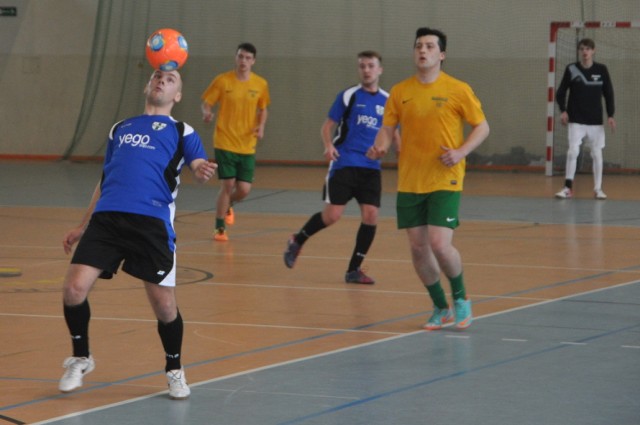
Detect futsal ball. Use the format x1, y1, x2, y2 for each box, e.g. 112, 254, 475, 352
145, 28, 189, 71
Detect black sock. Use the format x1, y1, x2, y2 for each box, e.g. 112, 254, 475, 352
564, 179, 573, 189
348, 223, 377, 272
295, 212, 327, 245
63, 299, 91, 358
158, 311, 184, 372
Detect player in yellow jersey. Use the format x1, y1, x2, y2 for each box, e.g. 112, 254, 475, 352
368, 27, 490, 330
201, 42, 271, 241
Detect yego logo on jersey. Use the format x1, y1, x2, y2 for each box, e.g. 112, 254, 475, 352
117, 121, 167, 149
118, 133, 154, 149
356, 114, 379, 128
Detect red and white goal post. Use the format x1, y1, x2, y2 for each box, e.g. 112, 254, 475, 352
546, 21, 640, 176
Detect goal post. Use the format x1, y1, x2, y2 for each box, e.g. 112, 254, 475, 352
546, 21, 640, 176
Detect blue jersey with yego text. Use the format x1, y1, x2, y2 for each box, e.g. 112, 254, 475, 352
95, 115, 207, 224
328, 84, 389, 171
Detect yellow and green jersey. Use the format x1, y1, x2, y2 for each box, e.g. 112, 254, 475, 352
383, 72, 485, 193
201, 71, 270, 154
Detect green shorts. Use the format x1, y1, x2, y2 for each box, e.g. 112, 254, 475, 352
396, 191, 461, 229
214, 149, 256, 182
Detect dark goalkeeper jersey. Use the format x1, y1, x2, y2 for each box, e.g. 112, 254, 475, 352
556, 61, 615, 125
95, 115, 207, 224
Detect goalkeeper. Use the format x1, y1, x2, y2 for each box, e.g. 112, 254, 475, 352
555, 38, 616, 200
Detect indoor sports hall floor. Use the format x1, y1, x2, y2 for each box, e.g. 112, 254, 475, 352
1, 161, 639, 425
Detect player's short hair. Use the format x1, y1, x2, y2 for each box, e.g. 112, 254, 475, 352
237, 42, 257, 57
415, 27, 447, 52
578, 38, 595, 49
358, 50, 382, 63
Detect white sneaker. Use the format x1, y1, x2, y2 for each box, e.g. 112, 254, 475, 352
555, 187, 573, 199
166, 369, 190, 400
594, 189, 607, 200
59, 356, 95, 392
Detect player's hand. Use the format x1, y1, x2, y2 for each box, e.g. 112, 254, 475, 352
195, 159, 217, 183
608, 117, 616, 133
323, 145, 339, 161
366, 145, 386, 160
439, 146, 464, 167
560, 111, 569, 126
253, 125, 265, 140
63, 227, 84, 255
202, 111, 214, 124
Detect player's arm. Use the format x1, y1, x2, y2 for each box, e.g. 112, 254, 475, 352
602, 66, 616, 132
439, 120, 490, 167
392, 128, 402, 154
254, 108, 268, 139
201, 78, 221, 124
320, 118, 339, 161
556, 67, 571, 125
63, 181, 101, 254
367, 125, 395, 159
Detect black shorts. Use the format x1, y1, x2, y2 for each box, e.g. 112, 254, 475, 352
322, 167, 381, 206
71, 212, 177, 286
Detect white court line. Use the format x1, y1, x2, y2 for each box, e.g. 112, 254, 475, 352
181, 249, 640, 274
5, 243, 640, 276
30, 278, 640, 425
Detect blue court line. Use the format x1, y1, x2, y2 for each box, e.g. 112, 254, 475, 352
275, 320, 640, 425
2, 273, 636, 413
352, 272, 640, 331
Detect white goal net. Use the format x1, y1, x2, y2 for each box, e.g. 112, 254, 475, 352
547, 21, 640, 176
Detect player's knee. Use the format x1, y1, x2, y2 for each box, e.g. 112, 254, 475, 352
361, 209, 378, 224
590, 148, 603, 160
234, 183, 251, 200
567, 147, 580, 160
63, 281, 90, 305
152, 298, 178, 322
409, 239, 429, 260
428, 235, 454, 259
323, 211, 341, 225
235, 188, 250, 200
430, 242, 448, 260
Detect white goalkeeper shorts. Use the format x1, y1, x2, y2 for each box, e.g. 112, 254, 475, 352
567, 123, 605, 150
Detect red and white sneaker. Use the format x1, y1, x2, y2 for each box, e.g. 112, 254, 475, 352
555, 187, 572, 199
594, 189, 607, 200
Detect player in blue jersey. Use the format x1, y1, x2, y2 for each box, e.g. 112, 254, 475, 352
58, 69, 217, 400
284, 51, 399, 284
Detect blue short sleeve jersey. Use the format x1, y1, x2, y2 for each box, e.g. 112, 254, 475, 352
95, 115, 207, 224
327, 85, 389, 171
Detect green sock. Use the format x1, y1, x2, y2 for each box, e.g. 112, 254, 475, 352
449, 272, 466, 300
215, 218, 225, 229
426, 281, 449, 309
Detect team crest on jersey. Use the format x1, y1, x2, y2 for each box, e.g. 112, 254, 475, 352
152, 122, 167, 131
376, 105, 384, 116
